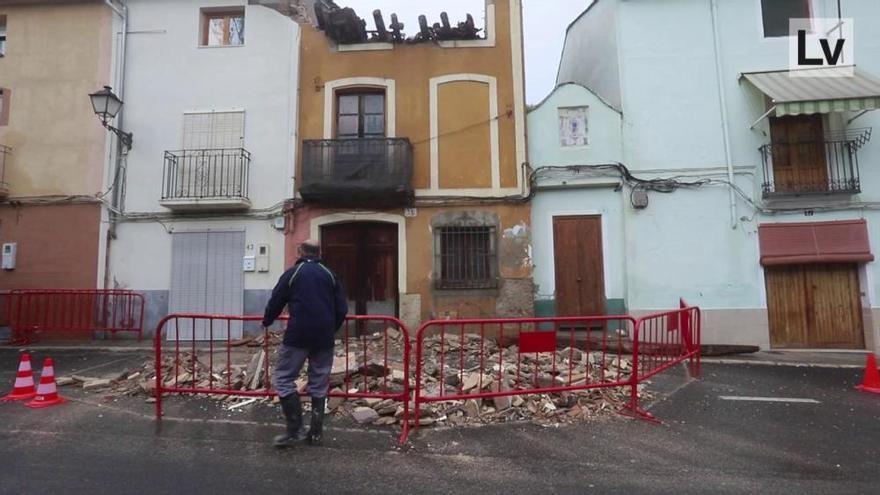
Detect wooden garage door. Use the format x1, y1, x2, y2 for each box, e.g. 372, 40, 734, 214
766, 263, 864, 349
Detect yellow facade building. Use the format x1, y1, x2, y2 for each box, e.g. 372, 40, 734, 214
288, 0, 533, 328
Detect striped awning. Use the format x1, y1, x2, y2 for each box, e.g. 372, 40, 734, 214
741, 67, 880, 116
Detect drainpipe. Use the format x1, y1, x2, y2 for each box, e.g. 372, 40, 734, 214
710, 0, 737, 229
106, 0, 128, 222
103, 0, 128, 290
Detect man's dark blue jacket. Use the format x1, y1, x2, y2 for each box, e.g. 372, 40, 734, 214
262, 256, 348, 349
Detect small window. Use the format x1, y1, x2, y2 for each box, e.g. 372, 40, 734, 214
761, 0, 811, 38
336, 91, 385, 139
434, 226, 497, 290
0, 15, 7, 56
200, 8, 245, 47
0, 88, 9, 126
558, 106, 588, 147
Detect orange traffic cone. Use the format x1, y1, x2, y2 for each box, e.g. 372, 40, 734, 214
25, 357, 66, 409
1, 353, 38, 401
855, 353, 880, 395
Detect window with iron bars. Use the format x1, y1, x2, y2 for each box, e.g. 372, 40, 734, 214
434, 226, 498, 290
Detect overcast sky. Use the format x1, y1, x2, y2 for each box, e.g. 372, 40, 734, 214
340, 1, 591, 103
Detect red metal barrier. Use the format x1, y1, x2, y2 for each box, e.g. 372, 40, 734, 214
153, 314, 411, 445
413, 315, 639, 438
624, 303, 702, 422
6, 289, 145, 345
152, 303, 700, 445
633, 304, 702, 382
412, 305, 702, 438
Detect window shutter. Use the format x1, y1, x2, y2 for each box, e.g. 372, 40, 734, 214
183, 111, 245, 149
0, 88, 9, 126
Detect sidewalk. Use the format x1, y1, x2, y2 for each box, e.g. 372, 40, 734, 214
6, 337, 872, 368
1, 339, 154, 352
702, 349, 871, 368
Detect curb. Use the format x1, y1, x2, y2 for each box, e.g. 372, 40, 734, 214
1, 346, 154, 353
702, 357, 864, 369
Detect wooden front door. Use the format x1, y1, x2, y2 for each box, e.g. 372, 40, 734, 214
321, 222, 398, 316
766, 263, 864, 349
769, 114, 828, 192
553, 215, 606, 317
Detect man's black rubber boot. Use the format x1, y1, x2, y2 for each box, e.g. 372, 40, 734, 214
273, 394, 308, 448
307, 396, 326, 445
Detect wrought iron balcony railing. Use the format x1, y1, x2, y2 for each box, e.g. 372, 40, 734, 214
300, 138, 414, 205
161, 148, 250, 208
760, 128, 870, 197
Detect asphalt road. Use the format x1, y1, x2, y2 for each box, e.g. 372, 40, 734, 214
0, 349, 877, 494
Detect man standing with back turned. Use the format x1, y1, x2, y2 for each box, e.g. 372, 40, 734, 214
263, 239, 348, 448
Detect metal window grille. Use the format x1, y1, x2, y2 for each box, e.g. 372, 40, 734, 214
435, 226, 497, 290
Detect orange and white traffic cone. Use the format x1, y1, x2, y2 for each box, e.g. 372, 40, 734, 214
1, 353, 38, 401
855, 353, 880, 395
25, 357, 66, 409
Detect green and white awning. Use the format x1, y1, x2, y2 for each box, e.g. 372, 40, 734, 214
741, 67, 880, 117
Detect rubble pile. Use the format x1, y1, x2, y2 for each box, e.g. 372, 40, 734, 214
411, 332, 643, 427
59, 328, 645, 428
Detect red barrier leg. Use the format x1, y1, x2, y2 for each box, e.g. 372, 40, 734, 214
619, 320, 660, 424
618, 379, 661, 424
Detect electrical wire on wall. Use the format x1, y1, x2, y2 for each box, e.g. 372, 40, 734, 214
531, 162, 880, 217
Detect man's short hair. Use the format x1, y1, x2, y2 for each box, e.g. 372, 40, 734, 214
300, 240, 320, 256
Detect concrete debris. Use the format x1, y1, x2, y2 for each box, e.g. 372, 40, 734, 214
352, 406, 379, 424
227, 398, 258, 411
82, 379, 113, 390
104, 327, 642, 429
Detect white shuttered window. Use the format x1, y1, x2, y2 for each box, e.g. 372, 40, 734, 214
183, 111, 245, 150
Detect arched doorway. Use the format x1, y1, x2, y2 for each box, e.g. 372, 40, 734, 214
320, 222, 398, 317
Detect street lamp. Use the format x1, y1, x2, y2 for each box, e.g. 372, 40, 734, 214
89, 86, 133, 150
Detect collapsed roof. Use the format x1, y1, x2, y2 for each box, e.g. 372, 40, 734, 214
312, 0, 483, 45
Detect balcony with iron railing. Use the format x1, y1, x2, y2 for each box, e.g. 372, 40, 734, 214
0, 144, 10, 199
300, 138, 414, 206
760, 128, 871, 198
160, 148, 251, 210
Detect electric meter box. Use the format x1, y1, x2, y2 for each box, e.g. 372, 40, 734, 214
256, 244, 270, 272
2, 243, 17, 270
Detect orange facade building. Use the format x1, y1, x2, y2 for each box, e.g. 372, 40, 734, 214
289, 0, 533, 328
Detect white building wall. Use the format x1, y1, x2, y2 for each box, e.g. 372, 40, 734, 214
108, 0, 300, 333
528, 83, 623, 167
556, 0, 621, 110
529, 83, 627, 316
537, 0, 880, 351
121, 0, 298, 213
